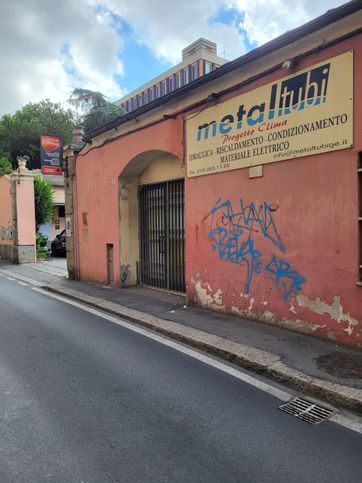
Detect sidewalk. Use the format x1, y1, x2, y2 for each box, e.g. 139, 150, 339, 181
44, 277, 362, 415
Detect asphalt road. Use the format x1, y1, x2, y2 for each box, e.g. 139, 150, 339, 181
0, 274, 361, 483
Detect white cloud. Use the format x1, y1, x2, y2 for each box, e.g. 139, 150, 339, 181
95, 0, 246, 63
228, 0, 346, 46
0, 0, 126, 115
95, 0, 346, 63
0, 0, 348, 116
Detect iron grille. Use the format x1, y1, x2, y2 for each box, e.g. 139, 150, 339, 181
139, 179, 185, 292
279, 397, 334, 424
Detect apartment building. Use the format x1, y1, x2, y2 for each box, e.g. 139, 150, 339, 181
116, 38, 228, 113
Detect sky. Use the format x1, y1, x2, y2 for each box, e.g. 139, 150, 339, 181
0, 0, 348, 116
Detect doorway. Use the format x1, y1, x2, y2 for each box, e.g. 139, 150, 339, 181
106, 243, 114, 285
139, 179, 185, 292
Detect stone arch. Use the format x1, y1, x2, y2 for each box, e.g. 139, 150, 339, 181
119, 150, 184, 286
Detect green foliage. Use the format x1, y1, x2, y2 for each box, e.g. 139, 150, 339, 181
83, 104, 125, 136
0, 100, 75, 170
0, 155, 12, 176
34, 176, 54, 231
69, 88, 108, 110
36, 232, 50, 260
69, 88, 125, 138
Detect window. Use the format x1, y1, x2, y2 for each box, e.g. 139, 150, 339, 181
58, 206, 65, 217
176, 71, 183, 89
127, 100, 132, 112
191, 62, 199, 81
204, 61, 212, 74
155, 83, 161, 98
184, 67, 190, 85
162, 79, 168, 95
143, 90, 148, 104
132, 97, 138, 110
148, 87, 154, 102
169, 76, 175, 92
138, 94, 143, 107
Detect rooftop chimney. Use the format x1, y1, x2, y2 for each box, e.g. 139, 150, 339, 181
182, 38, 217, 60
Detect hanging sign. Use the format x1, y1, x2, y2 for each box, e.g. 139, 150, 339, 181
40, 135, 63, 175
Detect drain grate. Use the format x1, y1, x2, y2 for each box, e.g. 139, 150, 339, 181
279, 397, 334, 425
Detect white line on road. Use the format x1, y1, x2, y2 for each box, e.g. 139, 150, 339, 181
0, 270, 44, 287
17, 281, 29, 286
6, 277, 16, 281
31, 287, 362, 434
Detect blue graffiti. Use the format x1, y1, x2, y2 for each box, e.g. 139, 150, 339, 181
209, 227, 262, 293
207, 197, 305, 301
265, 256, 306, 302
208, 198, 285, 252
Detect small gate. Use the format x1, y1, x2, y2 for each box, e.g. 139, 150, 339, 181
139, 179, 185, 292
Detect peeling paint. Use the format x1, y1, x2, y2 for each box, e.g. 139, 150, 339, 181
297, 294, 359, 337
248, 297, 255, 312
191, 275, 359, 345
191, 277, 225, 310
232, 302, 320, 336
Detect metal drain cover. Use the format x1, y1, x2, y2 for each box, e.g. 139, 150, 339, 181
279, 397, 334, 424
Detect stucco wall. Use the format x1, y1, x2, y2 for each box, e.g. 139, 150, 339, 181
74, 32, 362, 346
16, 179, 35, 246
185, 35, 362, 347
0, 171, 36, 263
0, 176, 13, 247
75, 118, 183, 284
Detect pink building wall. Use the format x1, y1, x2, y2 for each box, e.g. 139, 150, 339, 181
185, 35, 362, 347
0, 176, 13, 245
16, 180, 36, 245
75, 118, 183, 284
74, 34, 361, 346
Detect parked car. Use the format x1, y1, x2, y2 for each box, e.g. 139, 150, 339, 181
51, 229, 66, 256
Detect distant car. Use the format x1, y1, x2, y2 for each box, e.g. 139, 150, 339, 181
51, 229, 66, 256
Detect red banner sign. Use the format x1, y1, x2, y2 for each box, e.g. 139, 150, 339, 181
40, 135, 62, 175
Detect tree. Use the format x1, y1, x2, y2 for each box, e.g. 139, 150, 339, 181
0, 155, 12, 176
33, 176, 54, 232
83, 103, 126, 135
0, 100, 75, 170
69, 88, 125, 138
69, 88, 108, 110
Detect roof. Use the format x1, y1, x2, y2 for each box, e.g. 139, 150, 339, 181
88, 0, 362, 140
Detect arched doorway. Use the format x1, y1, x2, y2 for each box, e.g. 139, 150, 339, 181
119, 150, 185, 292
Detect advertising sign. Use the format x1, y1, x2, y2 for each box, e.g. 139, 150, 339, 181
186, 51, 353, 177
40, 135, 62, 175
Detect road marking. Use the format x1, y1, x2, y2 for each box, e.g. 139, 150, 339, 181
6, 277, 16, 281
17, 281, 29, 286
0, 270, 44, 287
330, 413, 362, 433
31, 287, 362, 435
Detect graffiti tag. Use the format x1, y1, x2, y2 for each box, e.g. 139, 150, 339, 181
207, 197, 305, 301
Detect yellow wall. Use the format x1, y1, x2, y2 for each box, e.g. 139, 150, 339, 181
139, 153, 184, 185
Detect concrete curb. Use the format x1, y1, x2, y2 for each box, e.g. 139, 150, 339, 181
46, 284, 362, 415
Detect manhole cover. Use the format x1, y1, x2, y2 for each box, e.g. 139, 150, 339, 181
279, 397, 334, 424
316, 352, 362, 379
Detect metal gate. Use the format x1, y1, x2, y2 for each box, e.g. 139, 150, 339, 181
139, 179, 185, 292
